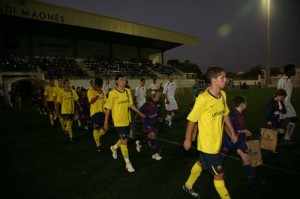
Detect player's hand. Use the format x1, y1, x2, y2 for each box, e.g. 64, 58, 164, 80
183, 139, 192, 151
245, 129, 252, 136
139, 112, 146, 119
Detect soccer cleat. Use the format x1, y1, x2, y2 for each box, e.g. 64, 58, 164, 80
136, 141, 142, 152
96, 146, 101, 152
152, 153, 162, 160
182, 184, 200, 198
110, 146, 117, 159
126, 162, 135, 172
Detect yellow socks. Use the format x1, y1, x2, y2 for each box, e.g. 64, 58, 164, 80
214, 180, 230, 199
59, 117, 65, 130
120, 144, 129, 159
65, 120, 73, 139
93, 129, 100, 147
185, 162, 202, 188
113, 140, 121, 150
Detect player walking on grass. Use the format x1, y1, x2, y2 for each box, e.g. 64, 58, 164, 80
183, 67, 237, 199
277, 64, 298, 145
44, 77, 55, 126
220, 95, 263, 187
104, 74, 145, 172
56, 79, 82, 142
163, 72, 178, 128
87, 78, 107, 151
265, 89, 287, 144
139, 96, 162, 160
52, 78, 65, 133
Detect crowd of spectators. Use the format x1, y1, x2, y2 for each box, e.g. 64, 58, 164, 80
0, 54, 178, 78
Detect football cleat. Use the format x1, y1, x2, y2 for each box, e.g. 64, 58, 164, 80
152, 153, 162, 160
110, 146, 117, 159
126, 162, 135, 172
182, 184, 200, 198
135, 141, 142, 152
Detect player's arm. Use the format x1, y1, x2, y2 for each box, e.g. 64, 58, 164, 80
183, 121, 195, 151
75, 100, 83, 111
224, 115, 237, 143
103, 108, 111, 131
129, 104, 145, 118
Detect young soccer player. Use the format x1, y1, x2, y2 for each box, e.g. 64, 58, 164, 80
183, 67, 237, 199
87, 78, 107, 151
163, 73, 178, 128
52, 77, 65, 132
103, 74, 145, 172
56, 79, 82, 142
277, 64, 298, 145
265, 88, 287, 144
139, 96, 162, 160
44, 77, 55, 126
220, 95, 263, 187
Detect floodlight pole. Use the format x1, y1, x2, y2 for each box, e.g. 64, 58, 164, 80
266, 0, 271, 87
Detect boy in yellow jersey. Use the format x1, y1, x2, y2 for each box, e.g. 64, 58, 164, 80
104, 74, 145, 173
87, 77, 107, 152
183, 67, 237, 199
52, 78, 65, 133
44, 77, 55, 126
56, 79, 82, 142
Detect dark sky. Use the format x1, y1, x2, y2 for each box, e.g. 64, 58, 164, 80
38, 0, 300, 72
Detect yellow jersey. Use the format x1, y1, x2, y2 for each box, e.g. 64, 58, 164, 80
57, 89, 79, 114
104, 88, 133, 127
44, 85, 55, 102
87, 87, 107, 116
187, 90, 229, 154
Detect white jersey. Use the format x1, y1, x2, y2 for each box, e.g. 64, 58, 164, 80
163, 81, 176, 99
278, 75, 297, 118
135, 85, 146, 109
103, 83, 112, 96
149, 83, 160, 94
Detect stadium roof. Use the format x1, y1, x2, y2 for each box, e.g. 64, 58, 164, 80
0, 0, 198, 51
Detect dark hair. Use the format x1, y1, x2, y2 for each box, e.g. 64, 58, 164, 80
63, 79, 69, 84
205, 67, 225, 81
141, 78, 145, 82
275, 88, 287, 97
115, 73, 125, 81
94, 77, 103, 87
284, 64, 296, 75
167, 73, 173, 77
233, 95, 246, 107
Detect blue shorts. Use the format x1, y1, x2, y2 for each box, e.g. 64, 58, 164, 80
199, 151, 223, 175
115, 125, 130, 140
220, 134, 248, 159
91, 112, 105, 128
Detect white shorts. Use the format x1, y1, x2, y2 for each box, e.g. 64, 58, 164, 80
165, 98, 178, 111
280, 102, 297, 119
